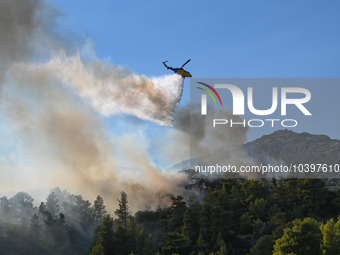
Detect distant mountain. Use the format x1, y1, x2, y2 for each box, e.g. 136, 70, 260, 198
170, 160, 190, 172
170, 129, 340, 172
244, 129, 340, 166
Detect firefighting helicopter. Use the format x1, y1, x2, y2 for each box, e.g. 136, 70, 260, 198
163, 59, 192, 78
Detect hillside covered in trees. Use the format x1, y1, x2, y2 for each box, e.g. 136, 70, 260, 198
243, 129, 340, 166
2, 177, 340, 255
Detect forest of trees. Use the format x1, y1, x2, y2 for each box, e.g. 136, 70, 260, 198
2, 177, 340, 254
0, 187, 102, 254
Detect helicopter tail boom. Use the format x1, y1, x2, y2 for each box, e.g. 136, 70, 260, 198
163, 61, 169, 69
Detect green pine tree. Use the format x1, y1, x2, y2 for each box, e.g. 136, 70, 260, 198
249, 235, 274, 255
142, 234, 154, 255
215, 245, 228, 255
273, 218, 322, 255
115, 191, 129, 228
162, 232, 191, 255
90, 242, 105, 255
135, 228, 147, 255
93, 195, 107, 224
99, 214, 115, 255
168, 196, 187, 233
127, 215, 139, 252
213, 232, 226, 252
320, 216, 340, 255
182, 204, 200, 244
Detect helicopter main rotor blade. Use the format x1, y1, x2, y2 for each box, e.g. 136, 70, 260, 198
181, 59, 191, 68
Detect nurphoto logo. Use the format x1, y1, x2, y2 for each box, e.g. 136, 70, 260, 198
196, 81, 312, 128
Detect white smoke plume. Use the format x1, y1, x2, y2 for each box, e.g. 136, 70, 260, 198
46, 48, 184, 126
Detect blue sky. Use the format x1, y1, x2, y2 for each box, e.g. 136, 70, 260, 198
46, 0, 340, 148
48, 0, 340, 79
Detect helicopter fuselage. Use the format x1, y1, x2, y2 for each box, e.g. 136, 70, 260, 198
163, 61, 192, 78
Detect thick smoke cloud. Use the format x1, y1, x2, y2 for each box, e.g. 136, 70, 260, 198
0, 0, 187, 212
0, 0, 266, 213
